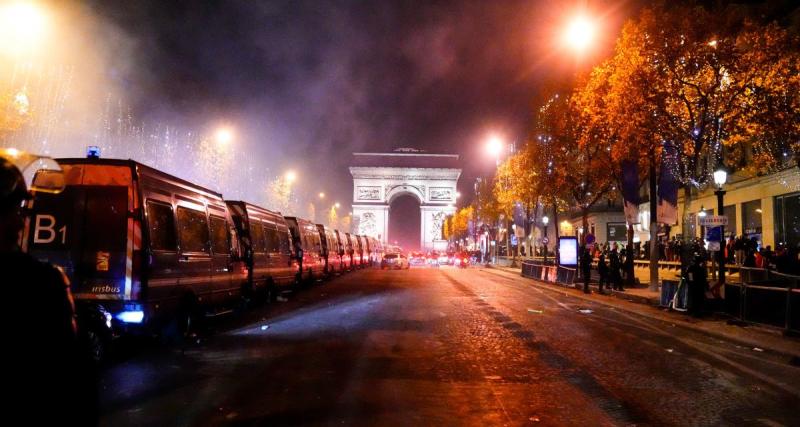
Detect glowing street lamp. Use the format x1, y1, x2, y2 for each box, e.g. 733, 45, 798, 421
487, 135, 504, 166
319, 192, 325, 199
542, 215, 550, 265
713, 165, 728, 284
285, 170, 297, 183
334, 202, 340, 209
0, 2, 49, 56
214, 126, 234, 146
563, 15, 596, 52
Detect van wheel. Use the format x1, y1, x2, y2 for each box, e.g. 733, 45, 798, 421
264, 279, 277, 303
82, 327, 107, 365
306, 269, 315, 286
170, 298, 202, 346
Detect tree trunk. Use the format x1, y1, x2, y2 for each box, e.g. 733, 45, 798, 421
680, 185, 694, 272
553, 200, 560, 265
649, 156, 659, 291
626, 222, 636, 287
581, 208, 589, 245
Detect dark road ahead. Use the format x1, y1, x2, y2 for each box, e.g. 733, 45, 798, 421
100, 267, 800, 426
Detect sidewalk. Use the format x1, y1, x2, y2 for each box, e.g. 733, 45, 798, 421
484, 264, 800, 359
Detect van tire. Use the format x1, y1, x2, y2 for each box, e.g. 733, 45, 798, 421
264, 278, 277, 303
82, 326, 108, 365
164, 296, 201, 346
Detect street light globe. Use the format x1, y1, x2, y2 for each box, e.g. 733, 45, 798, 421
698, 206, 707, 218
564, 15, 595, 51
713, 167, 728, 187
487, 135, 503, 157
285, 170, 297, 183
542, 215, 549, 225
0, 2, 48, 54
319, 192, 325, 199
334, 202, 340, 209
214, 127, 234, 146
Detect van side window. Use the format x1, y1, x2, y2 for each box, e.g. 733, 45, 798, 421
265, 226, 280, 253
209, 216, 229, 254
146, 201, 177, 251
176, 207, 210, 253
279, 229, 291, 255
250, 220, 267, 253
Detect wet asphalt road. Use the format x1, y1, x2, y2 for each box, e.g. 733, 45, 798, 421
99, 266, 800, 426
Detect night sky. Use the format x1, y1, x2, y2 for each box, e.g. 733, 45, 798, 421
87, 0, 634, 209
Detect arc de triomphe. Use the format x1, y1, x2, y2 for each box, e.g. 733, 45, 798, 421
350, 148, 461, 250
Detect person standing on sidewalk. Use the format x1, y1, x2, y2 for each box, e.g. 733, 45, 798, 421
610, 244, 623, 291
597, 249, 609, 294
580, 245, 592, 294
687, 252, 708, 317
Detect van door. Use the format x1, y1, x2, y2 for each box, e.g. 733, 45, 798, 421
249, 218, 268, 287
144, 199, 180, 306
28, 185, 130, 301
209, 214, 236, 305
175, 206, 213, 305
276, 226, 295, 285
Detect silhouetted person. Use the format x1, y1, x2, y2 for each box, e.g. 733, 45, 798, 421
610, 245, 623, 291
687, 252, 708, 317
597, 250, 609, 294
580, 245, 591, 294
0, 157, 97, 425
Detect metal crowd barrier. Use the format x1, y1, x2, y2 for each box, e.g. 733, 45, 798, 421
725, 267, 800, 335
521, 260, 576, 286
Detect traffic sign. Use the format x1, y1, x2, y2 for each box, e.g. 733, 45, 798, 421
585, 233, 596, 245
705, 226, 722, 242
699, 215, 728, 227
542, 236, 549, 245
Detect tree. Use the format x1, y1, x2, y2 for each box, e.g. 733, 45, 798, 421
328, 206, 339, 229
621, 4, 800, 238
0, 89, 29, 140
530, 90, 616, 247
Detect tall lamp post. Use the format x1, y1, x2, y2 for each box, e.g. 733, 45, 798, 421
713, 166, 728, 284
542, 215, 549, 265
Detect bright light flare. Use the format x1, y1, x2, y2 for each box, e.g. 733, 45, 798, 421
0, 2, 49, 55
334, 202, 341, 209
215, 127, 234, 146
319, 192, 325, 199
563, 15, 595, 52
486, 135, 504, 157
285, 170, 297, 183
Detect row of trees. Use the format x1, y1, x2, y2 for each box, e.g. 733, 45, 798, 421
446, 3, 800, 286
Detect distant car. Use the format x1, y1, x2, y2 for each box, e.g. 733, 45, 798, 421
409, 251, 426, 266
453, 252, 470, 268
381, 253, 409, 270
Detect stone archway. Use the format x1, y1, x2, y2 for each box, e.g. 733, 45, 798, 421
388, 194, 421, 250
350, 148, 461, 251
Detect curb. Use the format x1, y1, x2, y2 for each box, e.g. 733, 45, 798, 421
483, 265, 800, 359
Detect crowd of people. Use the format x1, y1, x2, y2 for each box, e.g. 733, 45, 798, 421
634, 235, 800, 276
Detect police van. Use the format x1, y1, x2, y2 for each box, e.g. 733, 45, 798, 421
226, 201, 298, 301
337, 230, 354, 270
24, 158, 247, 351
368, 237, 384, 265
355, 235, 369, 267
284, 216, 325, 283
345, 232, 361, 268
316, 224, 343, 275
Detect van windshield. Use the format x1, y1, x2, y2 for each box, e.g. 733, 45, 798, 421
26, 164, 132, 299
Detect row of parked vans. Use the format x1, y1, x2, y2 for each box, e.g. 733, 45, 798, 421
23, 158, 383, 358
